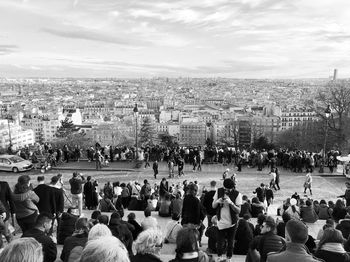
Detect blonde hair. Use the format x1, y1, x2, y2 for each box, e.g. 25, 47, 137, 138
88, 223, 112, 241
134, 228, 163, 255
0, 238, 43, 262
80, 236, 130, 262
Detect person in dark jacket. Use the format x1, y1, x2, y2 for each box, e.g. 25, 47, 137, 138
109, 211, 134, 256
332, 199, 347, 223
12, 175, 39, 234
34, 176, 56, 215
83, 176, 96, 210
253, 183, 266, 203
248, 216, 285, 262
22, 212, 57, 262
159, 178, 169, 199
205, 215, 220, 254
239, 195, 252, 217
181, 183, 205, 245
57, 207, 79, 245
153, 160, 158, 179
69, 172, 85, 216
127, 212, 143, 240
131, 228, 163, 262
202, 181, 217, 227
301, 199, 318, 223
60, 217, 90, 262
315, 228, 350, 262
234, 217, 254, 255
336, 215, 350, 239
0, 180, 16, 245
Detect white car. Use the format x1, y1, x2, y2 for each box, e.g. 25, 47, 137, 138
0, 154, 33, 173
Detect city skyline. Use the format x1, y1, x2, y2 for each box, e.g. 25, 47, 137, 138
1, 0, 350, 78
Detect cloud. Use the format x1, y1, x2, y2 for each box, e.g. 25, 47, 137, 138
0, 45, 19, 55
41, 27, 150, 46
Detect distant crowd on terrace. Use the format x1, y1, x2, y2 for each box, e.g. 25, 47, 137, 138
12, 142, 343, 173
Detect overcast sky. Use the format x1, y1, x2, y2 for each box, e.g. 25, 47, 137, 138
1, 0, 350, 78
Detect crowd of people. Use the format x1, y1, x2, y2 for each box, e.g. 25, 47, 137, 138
2, 168, 350, 262
12, 142, 346, 174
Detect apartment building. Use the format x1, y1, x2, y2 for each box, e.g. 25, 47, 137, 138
179, 122, 206, 146
0, 120, 35, 150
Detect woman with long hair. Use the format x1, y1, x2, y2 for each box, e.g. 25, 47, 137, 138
332, 199, 347, 223
315, 228, 350, 262
12, 175, 39, 234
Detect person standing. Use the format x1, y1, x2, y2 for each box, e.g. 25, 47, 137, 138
202, 181, 217, 227
159, 178, 169, 200
69, 172, 85, 216
0, 180, 16, 245
254, 183, 266, 203
12, 175, 39, 234
152, 160, 158, 179
212, 178, 243, 262
304, 173, 313, 196
83, 176, 96, 210
274, 167, 281, 190
34, 176, 56, 217
338, 182, 350, 207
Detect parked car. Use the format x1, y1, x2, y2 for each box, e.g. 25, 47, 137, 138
0, 154, 33, 173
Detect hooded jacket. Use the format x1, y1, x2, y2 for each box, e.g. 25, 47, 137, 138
12, 190, 39, 218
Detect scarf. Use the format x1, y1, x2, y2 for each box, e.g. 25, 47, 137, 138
321, 243, 346, 253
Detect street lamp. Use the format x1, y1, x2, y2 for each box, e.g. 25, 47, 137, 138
319, 105, 331, 173
133, 103, 138, 160
3, 108, 13, 153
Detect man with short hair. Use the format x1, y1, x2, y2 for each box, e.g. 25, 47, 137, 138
212, 178, 242, 262
22, 212, 57, 262
141, 208, 158, 230
69, 172, 85, 216
267, 219, 323, 262
249, 216, 285, 262
254, 183, 266, 203
34, 176, 56, 216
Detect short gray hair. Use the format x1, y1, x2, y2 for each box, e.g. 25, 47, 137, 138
88, 223, 112, 241
134, 228, 163, 255
0, 238, 43, 262
80, 236, 130, 262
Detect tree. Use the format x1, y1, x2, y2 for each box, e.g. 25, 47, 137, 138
139, 117, 157, 146
252, 136, 274, 150
55, 117, 76, 138
316, 80, 350, 151
160, 134, 178, 147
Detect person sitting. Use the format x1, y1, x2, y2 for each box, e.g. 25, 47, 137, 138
88, 223, 112, 241
317, 219, 335, 240
158, 193, 172, 217
170, 192, 183, 217
57, 207, 79, 245
276, 212, 291, 238
127, 212, 143, 240
332, 199, 347, 223
315, 228, 350, 262
336, 214, 350, 239
251, 197, 265, 218
131, 228, 163, 262
89, 210, 101, 226
79, 236, 130, 262
108, 211, 133, 256
164, 212, 182, 244
300, 199, 318, 223
97, 192, 118, 212
141, 208, 158, 231
283, 198, 300, 220
239, 195, 252, 217
22, 212, 57, 262
318, 199, 332, 219
60, 217, 90, 262
267, 220, 323, 262
169, 225, 209, 262
0, 238, 44, 262
97, 214, 109, 225
254, 213, 267, 236
234, 217, 254, 255
248, 216, 285, 262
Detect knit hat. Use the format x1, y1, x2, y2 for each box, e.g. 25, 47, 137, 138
223, 178, 235, 189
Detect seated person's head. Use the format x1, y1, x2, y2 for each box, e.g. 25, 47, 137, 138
282, 212, 291, 223
91, 210, 101, 220
261, 216, 276, 234
127, 212, 136, 221
67, 206, 79, 216
97, 214, 109, 225
110, 211, 121, 220
285, 220, 309, 244
88, 224, 112, 241
257, 213, 267, 225
0, 238, 43, 262
35, 212, 53, 233
175, 225, 200, 257
144, 208, 152, 217
75, 217, 90, 235
134, 229, 163, 256
80, 236, 130, 262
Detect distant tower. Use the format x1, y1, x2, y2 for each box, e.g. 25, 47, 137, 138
333, 69, 338, 81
